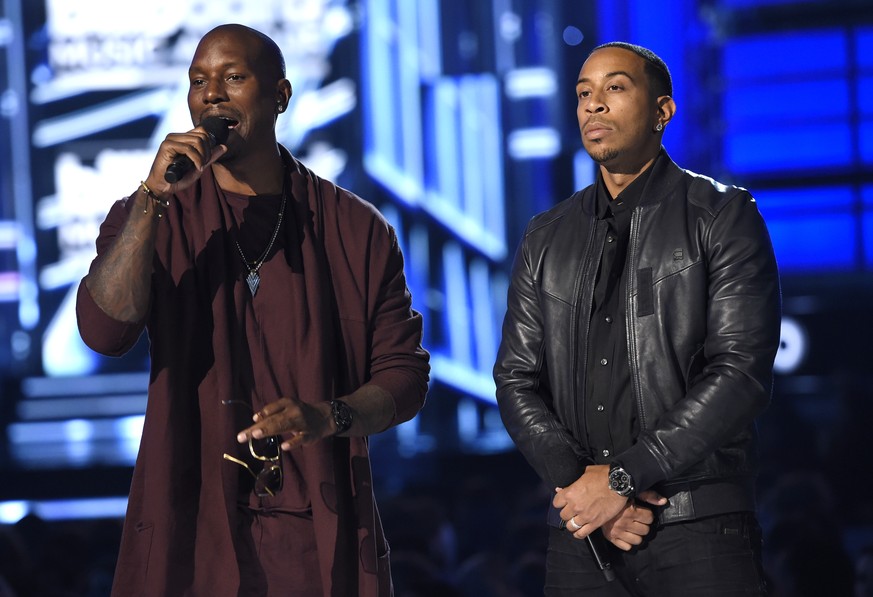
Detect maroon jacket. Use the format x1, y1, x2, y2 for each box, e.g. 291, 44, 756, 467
77, 149, 430, 596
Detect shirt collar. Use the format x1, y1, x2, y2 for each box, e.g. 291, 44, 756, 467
594, 153, 661, 219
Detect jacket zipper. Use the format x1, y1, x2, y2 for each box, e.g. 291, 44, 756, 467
573, 214, 602, 441
626, 206, 646, 431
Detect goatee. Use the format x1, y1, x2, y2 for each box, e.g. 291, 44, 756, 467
586, 146, 620, 164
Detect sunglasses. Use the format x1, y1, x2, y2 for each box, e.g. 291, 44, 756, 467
221, 400, 283, 497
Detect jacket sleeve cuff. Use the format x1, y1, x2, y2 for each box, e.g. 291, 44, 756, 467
76, 280, 145, 356
616, 442, 665, 496
367, 353, 430, 427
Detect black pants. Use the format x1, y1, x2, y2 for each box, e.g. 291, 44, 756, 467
545, 512, 767, 596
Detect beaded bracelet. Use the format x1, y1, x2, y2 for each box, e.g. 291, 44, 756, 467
139, 180, 170, 218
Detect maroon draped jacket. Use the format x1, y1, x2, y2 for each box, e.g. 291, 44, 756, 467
77, 149, 430, 596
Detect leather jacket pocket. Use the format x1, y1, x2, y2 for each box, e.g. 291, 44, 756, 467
685, 344, 706, 390
637, 267, 654, 316
112, 520, 153, 595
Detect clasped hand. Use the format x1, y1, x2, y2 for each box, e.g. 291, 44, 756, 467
553, 464, 667, 551
236, 397, 334, 451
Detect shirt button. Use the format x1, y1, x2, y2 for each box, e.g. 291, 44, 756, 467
600, 358, 608, 366
596, 404, 605, 412
605, 316, 613, 323
602, 449, 610, 457
607, 236, 615, 243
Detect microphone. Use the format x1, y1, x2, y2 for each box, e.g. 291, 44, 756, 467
557, 516, 616, 582
586, 532, 616, 582
164, 117, 231, 183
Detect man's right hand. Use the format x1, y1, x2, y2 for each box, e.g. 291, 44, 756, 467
600, 489, 667, 551
144, 124, 228, 197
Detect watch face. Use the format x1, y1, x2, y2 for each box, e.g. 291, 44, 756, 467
609, 474, 624, 491
331, 400, 353, 433
609, 467, 633, 496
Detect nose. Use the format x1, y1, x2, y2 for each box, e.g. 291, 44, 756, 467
203, 79, 227, 104
585, 89, 606, 114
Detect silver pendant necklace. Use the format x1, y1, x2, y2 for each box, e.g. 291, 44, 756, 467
232, 178, 288, 297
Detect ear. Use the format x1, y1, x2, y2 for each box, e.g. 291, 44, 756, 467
656, 95, 676, 129
276, 79, 292, 113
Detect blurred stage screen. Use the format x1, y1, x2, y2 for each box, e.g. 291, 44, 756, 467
0, 0, 870, 515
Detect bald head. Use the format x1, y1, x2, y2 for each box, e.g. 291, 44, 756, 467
199, 24, 286, 81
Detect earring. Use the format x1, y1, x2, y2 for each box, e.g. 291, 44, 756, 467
655, 122, 663, 132
277, 102, 284, 113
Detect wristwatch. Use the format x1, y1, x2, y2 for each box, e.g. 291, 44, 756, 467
330, 399, 353, 434
608, 463, 635, 497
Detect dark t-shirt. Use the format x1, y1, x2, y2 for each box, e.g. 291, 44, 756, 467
224, 188, 310, 512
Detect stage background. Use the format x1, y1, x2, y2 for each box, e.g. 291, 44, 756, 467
0, 0, 871, 594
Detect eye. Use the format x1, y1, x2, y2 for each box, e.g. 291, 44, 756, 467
608, 84, 623, 91
578, 90, 591, 98
190, 79, 205, 87
227, 74, 244, 82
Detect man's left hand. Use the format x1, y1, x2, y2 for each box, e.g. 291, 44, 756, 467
600, 489, 665, 550
236, 397, 334, 450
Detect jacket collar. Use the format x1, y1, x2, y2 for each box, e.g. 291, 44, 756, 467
579, 147, 685, 216
638, 147, 685, 207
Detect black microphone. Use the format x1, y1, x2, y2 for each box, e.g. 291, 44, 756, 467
557, 515, 616, 582
164, 117, 231, 183
586, 532, 616, 582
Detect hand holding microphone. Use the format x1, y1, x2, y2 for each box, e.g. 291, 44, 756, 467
163, 116, 232, 183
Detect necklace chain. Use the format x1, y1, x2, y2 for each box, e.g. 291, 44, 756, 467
232, 177, 288, 297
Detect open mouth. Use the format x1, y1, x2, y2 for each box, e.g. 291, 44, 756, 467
219, 117, 239, 130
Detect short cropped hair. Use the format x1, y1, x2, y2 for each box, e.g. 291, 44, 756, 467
592, 41, 672, 98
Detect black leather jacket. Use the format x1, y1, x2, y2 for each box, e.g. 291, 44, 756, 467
494, 151, 781, 523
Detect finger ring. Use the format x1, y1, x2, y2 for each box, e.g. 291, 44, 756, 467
566, 516, 581, 532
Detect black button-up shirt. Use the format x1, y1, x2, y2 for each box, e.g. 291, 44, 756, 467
583, 161, 656, 465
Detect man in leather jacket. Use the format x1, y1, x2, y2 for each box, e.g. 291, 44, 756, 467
494, 42, 781, 595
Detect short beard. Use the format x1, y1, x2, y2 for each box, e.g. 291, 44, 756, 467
585, 144, 620, 164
